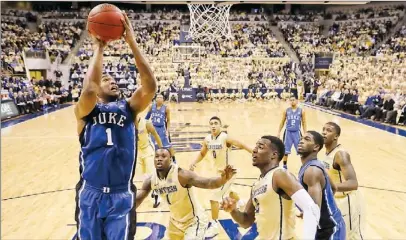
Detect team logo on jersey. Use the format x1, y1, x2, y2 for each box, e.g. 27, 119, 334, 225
156, 185, 177, 195
252, 185, 267, 198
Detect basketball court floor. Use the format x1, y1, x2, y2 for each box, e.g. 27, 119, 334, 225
2, 101, 406, 239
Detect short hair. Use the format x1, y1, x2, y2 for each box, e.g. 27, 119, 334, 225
325, 122, 341, 136
307, 131, 324, 152
156, 93, 164, 98
156, 147, 171, 157
209, 116, 222, 124
261, 135, 285, 162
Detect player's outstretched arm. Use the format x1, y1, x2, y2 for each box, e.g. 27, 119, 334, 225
178, 165, 236, 189
121, 12, 157, 116
190, 140, 208, 170
302, 166, 324, 208
333, 150, 358, 192
136, 176, 152, 209
273, 169, 319, 239
146, 120, 163, 148
165, 106, 171, 135
226, 137, 253, 154
221, 196, 255, 228
302, 110, 307, 133
277, 110, 287, 138
74, 37, 106, 121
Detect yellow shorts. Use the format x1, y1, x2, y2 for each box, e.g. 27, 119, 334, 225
209, 174, 237, 202
166, 216, 208, 240
335, 190, 366, 240
136, 145, 155, 175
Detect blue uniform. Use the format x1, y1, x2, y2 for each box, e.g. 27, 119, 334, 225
283, 107, 302, 154
298, 160, 346, 240
147, 103, 171, 148
75, 100, 137, 240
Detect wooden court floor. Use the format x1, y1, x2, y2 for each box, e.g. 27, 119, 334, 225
2, 101, 406, 239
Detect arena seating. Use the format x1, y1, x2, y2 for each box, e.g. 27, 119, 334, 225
2, 4, 405, 125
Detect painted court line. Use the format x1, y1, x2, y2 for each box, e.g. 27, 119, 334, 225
304, 103, 406, 138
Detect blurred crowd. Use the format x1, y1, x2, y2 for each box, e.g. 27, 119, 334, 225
2, 3, 406, 125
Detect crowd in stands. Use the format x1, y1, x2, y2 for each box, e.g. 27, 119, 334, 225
331, 5, 404, 21
37, 21, 84, 62
1, 75, 72, 116
1, 17, 29, 74
280, 4, 404, 62
2, 4, 406, 126
1, 14, 85, 81
375, 25, 406, 57
304, 55, 406, 125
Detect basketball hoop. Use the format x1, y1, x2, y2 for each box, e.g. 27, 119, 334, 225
187, 3, 233, 42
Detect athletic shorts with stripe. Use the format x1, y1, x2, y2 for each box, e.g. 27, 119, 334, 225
316, 217, 346, 240
74, 181, 137, 240
210, 174, 237, 202
336, 190, 366, 240
166, 216, 208, 240
283, 130, 301, 155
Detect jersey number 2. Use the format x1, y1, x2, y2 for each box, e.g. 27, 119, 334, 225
106, 128, 113, 145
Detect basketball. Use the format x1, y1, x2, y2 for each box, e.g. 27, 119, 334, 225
87, 4, 124, 42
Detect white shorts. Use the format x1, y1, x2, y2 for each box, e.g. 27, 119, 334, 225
136, 145, 155, 175
166, 216, 208, 240
335, 190, 366, 240
209, 174, 237, 202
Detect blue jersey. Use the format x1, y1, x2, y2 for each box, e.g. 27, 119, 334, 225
298, 159, 343, 230
79, 100, 137, 188
286, 107, 302, 132
150, 103, 167, 128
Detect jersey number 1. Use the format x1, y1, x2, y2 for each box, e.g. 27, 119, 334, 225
106, 128, 113, 145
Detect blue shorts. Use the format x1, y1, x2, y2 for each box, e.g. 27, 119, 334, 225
151, 126, 171, 148
316, 218, 346, 240
283, 130, 301, 155
74, 181, 136, 240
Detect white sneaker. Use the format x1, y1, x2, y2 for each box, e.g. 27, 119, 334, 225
236, 199, 246, 211
205, 220, 219, 238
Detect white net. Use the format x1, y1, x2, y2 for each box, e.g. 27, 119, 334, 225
187, 4, 232, 42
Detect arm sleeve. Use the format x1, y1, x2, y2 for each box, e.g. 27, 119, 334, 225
291, 189, 320, 240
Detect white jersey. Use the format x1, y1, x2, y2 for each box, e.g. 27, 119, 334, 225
204, 132, 229, 171
151, 164, 204, 224
252, 167, 296, 239
322, 144, 353, 198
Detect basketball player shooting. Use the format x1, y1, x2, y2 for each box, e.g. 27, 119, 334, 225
321, 122, 365, 240
221, 136, 320, 239
189, 116, 253, 238
74, 13, 156, 239
277, 96, 307, 168
297, 131, 346, 239
136, 148, 237, 240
